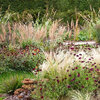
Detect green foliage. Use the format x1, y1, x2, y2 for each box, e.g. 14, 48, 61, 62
0, 0, 100, 24
21, 40, 33, 49
78, 29, 95, 41
0, 46, 45, 73
0, 75, 23, 94
68, 66, 97, 92
78, 30, 89, 41
32, 66, 97, 99
0, 97, 5, 100
0, 71, 33, 94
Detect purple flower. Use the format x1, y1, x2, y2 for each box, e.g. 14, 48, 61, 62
74, 54, 76, 56
95, 66, 97, 68
75, 67, 78, 69
81, 61, 85, 63
96, 69, 99, 71
94, 80, 97, 82
90, 68, 93, 71
77, 73, 80, 77
65, 78, 67, 80
67, 85, 71, 88
67, 70, 69, 72
71, 78, 75, 81
40, 88, 42, 91
79, 57, 82, 59
88, 48, 91, 50
57, 80, 60, 83
70, 47, 74, 50
86, 77, 89, 80
81, 85, 84, 88
76, 55, 79, 57
69, 74, 71, 77
33, 68, 35, 70
41, 96, 44, 99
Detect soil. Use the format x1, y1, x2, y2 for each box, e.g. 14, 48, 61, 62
1, 95, 100, 100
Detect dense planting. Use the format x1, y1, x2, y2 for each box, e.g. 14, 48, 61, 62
0, 45, 45, 73
0, 1, 100, 100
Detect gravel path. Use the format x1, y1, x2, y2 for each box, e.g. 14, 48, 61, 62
63, 41, 96, 45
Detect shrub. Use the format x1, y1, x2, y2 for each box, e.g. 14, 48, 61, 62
0, 46, 45, 73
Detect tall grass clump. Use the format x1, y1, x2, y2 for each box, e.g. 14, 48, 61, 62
0, 71, 33, 94
95, 24, 100, 43
68, 90, 92, 100
0, 75, 23, 94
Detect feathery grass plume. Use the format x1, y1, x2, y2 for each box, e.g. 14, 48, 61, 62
91, 47, 100, 64
68, 90, 92, 100
49, 20, 58, 41
34, 26, 47, 41
95, 24, 100, 43
40, 46, 100, 78
74, 18, 80, 40
40, 51, 79, 78
7, 22, 12, 41
1, 24, 6, 41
